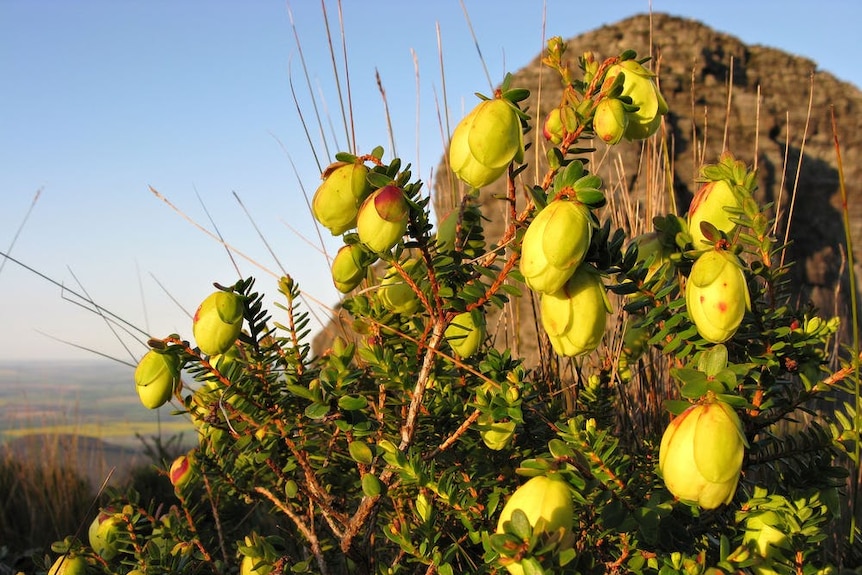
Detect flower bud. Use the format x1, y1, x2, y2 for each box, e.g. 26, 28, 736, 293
631, 231, 670, 282
193, 290, 244, 356
687, 179, 742, 248
685, 249, 750, 343
88, 510, 125, 560
378, 261, 421, 315
542, 106, 577, 145
659, 399, 746, 509
593, 98, 628, 145
540, 265, 610, 357
435, 209, 460, 253
240, 555, 275, 575
479, 414, 516, 451
445, 309, 486, 358
520, 200, 592, 295
606, 59, 668, 140
170, 451, 195, 490
449, 98, 524, 189
496, 474, 574, 575
356, 185, 409, 253
497, 474, 573, 534
331, 244, 368, 293
311, 161, 372, 235
48, 554, 88, 575
134, 350, 179, 409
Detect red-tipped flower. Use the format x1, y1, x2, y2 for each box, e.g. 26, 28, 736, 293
356, 185, 409, 253
193, 290, 244, 356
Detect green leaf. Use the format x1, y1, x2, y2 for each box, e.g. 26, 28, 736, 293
502, 88, 530, 103
367, 171, 393, 189
715, 393, 751, 410
361, 473, 383, 497
286, 384, 318, 402
335, 151, 357, 162
672, 368, 707, 388
338, 395, 368, 411
680, 378, 708, 399
521, 557, 546, 575
304, 402, 330, 420
528, 185, 548, 211
548, 438, 574, 458
575, 189, 606, 208
507, 509, 533, 540
698, 344, 728, 377
348, 440, 374, 464
712, 368, 738, 392
559, 547, 576, 567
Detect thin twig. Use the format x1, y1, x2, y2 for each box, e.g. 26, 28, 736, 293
195, 186, 242, 279
780, 73, 815, 262
233, 191, 288, 276
830, 106, 861, 541
0, 187, 41, 280
375, 69, 397, 158
458, 0, 493, 93
286, 1, 329, 167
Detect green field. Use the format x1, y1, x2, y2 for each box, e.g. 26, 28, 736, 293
0, 359, 196, 449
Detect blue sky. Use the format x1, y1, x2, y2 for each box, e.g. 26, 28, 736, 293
1, 0, 860, 364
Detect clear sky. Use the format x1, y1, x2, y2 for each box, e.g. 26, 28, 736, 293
1, 0, 860, 364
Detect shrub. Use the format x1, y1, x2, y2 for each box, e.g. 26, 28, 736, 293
46, 37, 859, 575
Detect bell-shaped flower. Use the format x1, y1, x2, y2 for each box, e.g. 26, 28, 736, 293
593, 98, 628, 145
193, 290, 244, 356
542, 106, 577, 145
445, 309, 486, 358
631, 231, 671, 283
540, 265, 610, 357
331, 244, 368, 293
685, 249, 750, 343
496, 474, 574, 575
687, 179, 743, 248
520, 200, 592, 295
240, 555, 275, 575
47, 554, 88, 575
378, 261, 421, 315
449, 98, 524, 189
88, 510, 125, 560
311, 161, 372, 235
606, 59, 668, 140
659, 399, 746, 509
356, 185, 409, 254
134, 349, 179, 409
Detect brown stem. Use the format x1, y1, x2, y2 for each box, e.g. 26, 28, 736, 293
427, 408, 482, 459
202, 472, 230, 565
255, 486, 329, 575
400, 318, 446, 449
275, 421, 349, 534
339, 318, 447, 556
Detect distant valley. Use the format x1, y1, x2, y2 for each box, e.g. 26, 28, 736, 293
0, 359, 195, 456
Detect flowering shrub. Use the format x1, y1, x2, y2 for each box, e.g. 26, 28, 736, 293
46, 38, 859, 575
